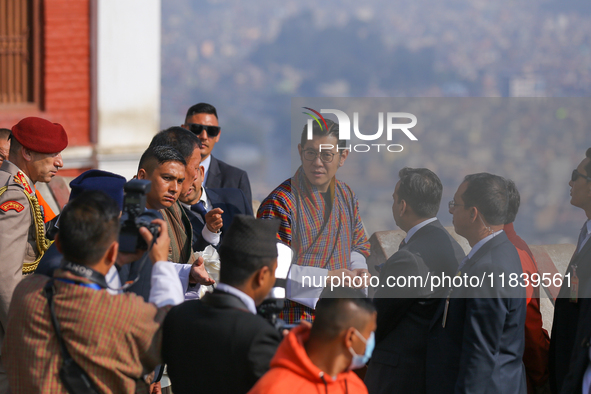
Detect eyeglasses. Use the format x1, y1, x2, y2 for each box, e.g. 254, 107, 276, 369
571, 169, 591, 183
187, 123, 221, 138
302, 149, 337, 163
448, 200, 464, 209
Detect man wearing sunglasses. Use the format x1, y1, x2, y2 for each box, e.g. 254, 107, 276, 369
549, 147, 591, 394
182, 103, 252, 207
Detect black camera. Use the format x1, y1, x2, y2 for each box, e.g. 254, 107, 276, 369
119, 179, 162, 253
258, 298, 298, 332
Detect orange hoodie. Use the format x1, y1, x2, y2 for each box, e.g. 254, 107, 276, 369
248, 324, 368, 394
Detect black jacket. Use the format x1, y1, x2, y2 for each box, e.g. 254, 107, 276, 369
365, 219, 464, 394
550, 236, 591, 394
426, 232, 526, 394
205, 155, 252, 207
162, 289, 282, 394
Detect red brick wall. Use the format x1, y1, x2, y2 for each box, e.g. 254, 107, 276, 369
0, 0, 91, 150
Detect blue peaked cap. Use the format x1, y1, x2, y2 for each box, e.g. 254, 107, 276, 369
69, 170, 127, 210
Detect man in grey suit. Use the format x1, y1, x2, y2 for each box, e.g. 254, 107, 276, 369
426, 173, 526, 394
365, 167, 465, 394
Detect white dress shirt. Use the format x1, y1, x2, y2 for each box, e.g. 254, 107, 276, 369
216, 282, 257, 314
201, 155, 212, 185
467, 229, 504, 260
404, 217, 438, 244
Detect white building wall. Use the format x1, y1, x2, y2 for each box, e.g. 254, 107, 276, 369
96, 0, 161, 179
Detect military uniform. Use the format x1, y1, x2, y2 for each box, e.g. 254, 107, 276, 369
0, 159, 51, 310
0, 160, 51, 392
0, 116, 67, 393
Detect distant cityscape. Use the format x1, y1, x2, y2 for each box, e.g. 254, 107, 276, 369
161, 0, 591, 245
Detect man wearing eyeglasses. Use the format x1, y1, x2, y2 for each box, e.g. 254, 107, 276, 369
426, 173, 526, 394
257, 119, 371, 324
182, 103, 252, 206
549, 147, 591, 394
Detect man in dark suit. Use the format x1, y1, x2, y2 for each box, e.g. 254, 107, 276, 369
182, 161, 253, 252
365, 167, 465, 394
560, 287, 591, 394
162, 215, 282, 394
426, 173, 526, 394
549, 147, 591, 394
181, 102, 252, 206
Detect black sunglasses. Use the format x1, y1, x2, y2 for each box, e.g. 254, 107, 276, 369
572, 169, 591, 183
187, 123, 221, 137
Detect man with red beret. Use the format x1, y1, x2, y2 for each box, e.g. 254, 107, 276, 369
0, 116, 67, 392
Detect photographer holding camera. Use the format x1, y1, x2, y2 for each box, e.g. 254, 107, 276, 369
3, 190, 184, 393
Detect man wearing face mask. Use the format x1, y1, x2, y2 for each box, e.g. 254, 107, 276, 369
249, 286, 377, 394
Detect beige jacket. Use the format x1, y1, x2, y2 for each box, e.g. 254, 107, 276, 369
0, 161, 38, 355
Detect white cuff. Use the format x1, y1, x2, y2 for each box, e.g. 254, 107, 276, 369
351, 252, 369, 296
350, 251, 368, 270
149, 261, 184, 307
170, 263, 202, 299
287, 265, 328, 310
172, 263, 192, 291
201, 225, 220, 246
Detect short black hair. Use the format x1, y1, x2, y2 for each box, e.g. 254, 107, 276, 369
505, 179, 520, 224
300, 118, 347, 149
311, 287, 376, 340
462, 173, 508, 226
8, 136, 21, 156
58, 190, 120, 265
149, 126, 201, 161
0, 128, 10, 140
585, 147, 591, 179
185, 102, 218, 121
137, 145, 186, 175
218, 250, 276, 287
397, 167, 442, 218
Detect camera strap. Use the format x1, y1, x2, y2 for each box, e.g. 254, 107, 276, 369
44, 280, 100, 394
58, 238, 154, 293
44, 280, 74, 362
59, 261, 109, 289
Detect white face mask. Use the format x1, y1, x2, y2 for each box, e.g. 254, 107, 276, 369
348, 329, 375, 370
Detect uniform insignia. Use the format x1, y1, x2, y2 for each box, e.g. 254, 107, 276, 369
0, 201, 25, 213
14, 171, 33, 195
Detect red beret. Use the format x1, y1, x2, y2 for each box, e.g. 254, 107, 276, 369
11, 117, 68, 154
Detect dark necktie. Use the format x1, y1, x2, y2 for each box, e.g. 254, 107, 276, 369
577, 221, 590, 253
399, 238, 406, 250
377, 238, 407, 274
191, 201, 207, 222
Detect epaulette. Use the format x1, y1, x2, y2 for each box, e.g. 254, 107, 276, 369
13, 171, 34, 195
0, 170, 52, 274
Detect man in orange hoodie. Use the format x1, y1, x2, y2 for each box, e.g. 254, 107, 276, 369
249, 287, 376, 394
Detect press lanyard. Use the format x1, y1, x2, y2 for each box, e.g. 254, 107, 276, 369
54, 277, 102, 291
